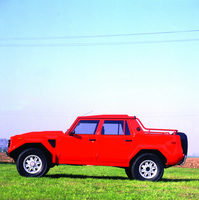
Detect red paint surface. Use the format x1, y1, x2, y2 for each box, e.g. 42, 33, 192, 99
8, 115, 186, 167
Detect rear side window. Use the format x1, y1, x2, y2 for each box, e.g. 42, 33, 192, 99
101, 120, 124, 135
73, 120, 99, 134
125, 121, 131, 135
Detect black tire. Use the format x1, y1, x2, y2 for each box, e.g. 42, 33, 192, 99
16, 148, 48, 177
43, 166, 50, 176
131, 153, 164, 181
125, 167, 134, 179
177, 132, 188, 155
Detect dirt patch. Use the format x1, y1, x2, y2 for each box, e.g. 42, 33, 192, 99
0, 153, 199, 168
0, 152, 14, 163
175, 158, 199, 169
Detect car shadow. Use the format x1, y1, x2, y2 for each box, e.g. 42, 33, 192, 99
45, 174, 199, 182
0, 162, 15, 164
45, 174, 128, 180
161, 178, 199, 182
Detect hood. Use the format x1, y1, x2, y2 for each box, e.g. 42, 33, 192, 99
11, 131, 64, 140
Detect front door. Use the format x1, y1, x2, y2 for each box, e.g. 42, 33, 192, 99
59, 120, 99, 164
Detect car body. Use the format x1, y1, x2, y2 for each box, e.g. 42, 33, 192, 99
7, 115, 188, 181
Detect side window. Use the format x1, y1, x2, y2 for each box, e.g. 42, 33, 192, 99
101, 120, 124, 135
125, 121, 131, 135
73, 120, 99, 135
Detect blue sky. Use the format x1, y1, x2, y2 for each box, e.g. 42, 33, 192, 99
0, 0, 199, 156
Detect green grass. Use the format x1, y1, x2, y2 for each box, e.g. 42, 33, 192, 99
0, 163, 199, 200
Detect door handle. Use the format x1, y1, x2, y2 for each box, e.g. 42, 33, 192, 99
125, 140, 132, 142
89, 139, 96, 141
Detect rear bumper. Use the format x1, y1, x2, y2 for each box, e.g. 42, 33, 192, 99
178, 155, 187, 165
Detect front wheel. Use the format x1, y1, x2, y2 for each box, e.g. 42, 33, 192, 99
16, 148, 48, 177
125, 167, 134, 179
131, 153, 164, 181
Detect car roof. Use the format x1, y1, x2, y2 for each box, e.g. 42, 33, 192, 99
78, 114, 136, 119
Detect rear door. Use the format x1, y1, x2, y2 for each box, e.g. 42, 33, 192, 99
97, 120, 133, 163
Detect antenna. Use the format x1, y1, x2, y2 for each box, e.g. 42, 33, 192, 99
81, 111, 94, 116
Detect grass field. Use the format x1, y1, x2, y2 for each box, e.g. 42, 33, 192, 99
0, 163, 199, 200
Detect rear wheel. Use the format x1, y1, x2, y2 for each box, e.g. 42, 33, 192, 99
131, 153, 164, 181
16, 148, 48, 177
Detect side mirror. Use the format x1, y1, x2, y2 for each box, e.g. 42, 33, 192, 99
69, 130, 75, 136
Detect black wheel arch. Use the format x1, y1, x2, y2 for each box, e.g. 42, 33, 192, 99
129, 149, 167, 168
9, 143, 54, 167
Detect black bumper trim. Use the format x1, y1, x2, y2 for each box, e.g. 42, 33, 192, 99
178, 155, 187, 165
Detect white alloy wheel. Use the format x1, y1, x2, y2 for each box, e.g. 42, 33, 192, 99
139, 159, 157, 179
23, 155, 42, 174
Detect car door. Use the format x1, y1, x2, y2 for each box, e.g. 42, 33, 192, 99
97, 120, 133, 163
59, 120, 99, 164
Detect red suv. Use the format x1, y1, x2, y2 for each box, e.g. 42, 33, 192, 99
7, 115, 187, 181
